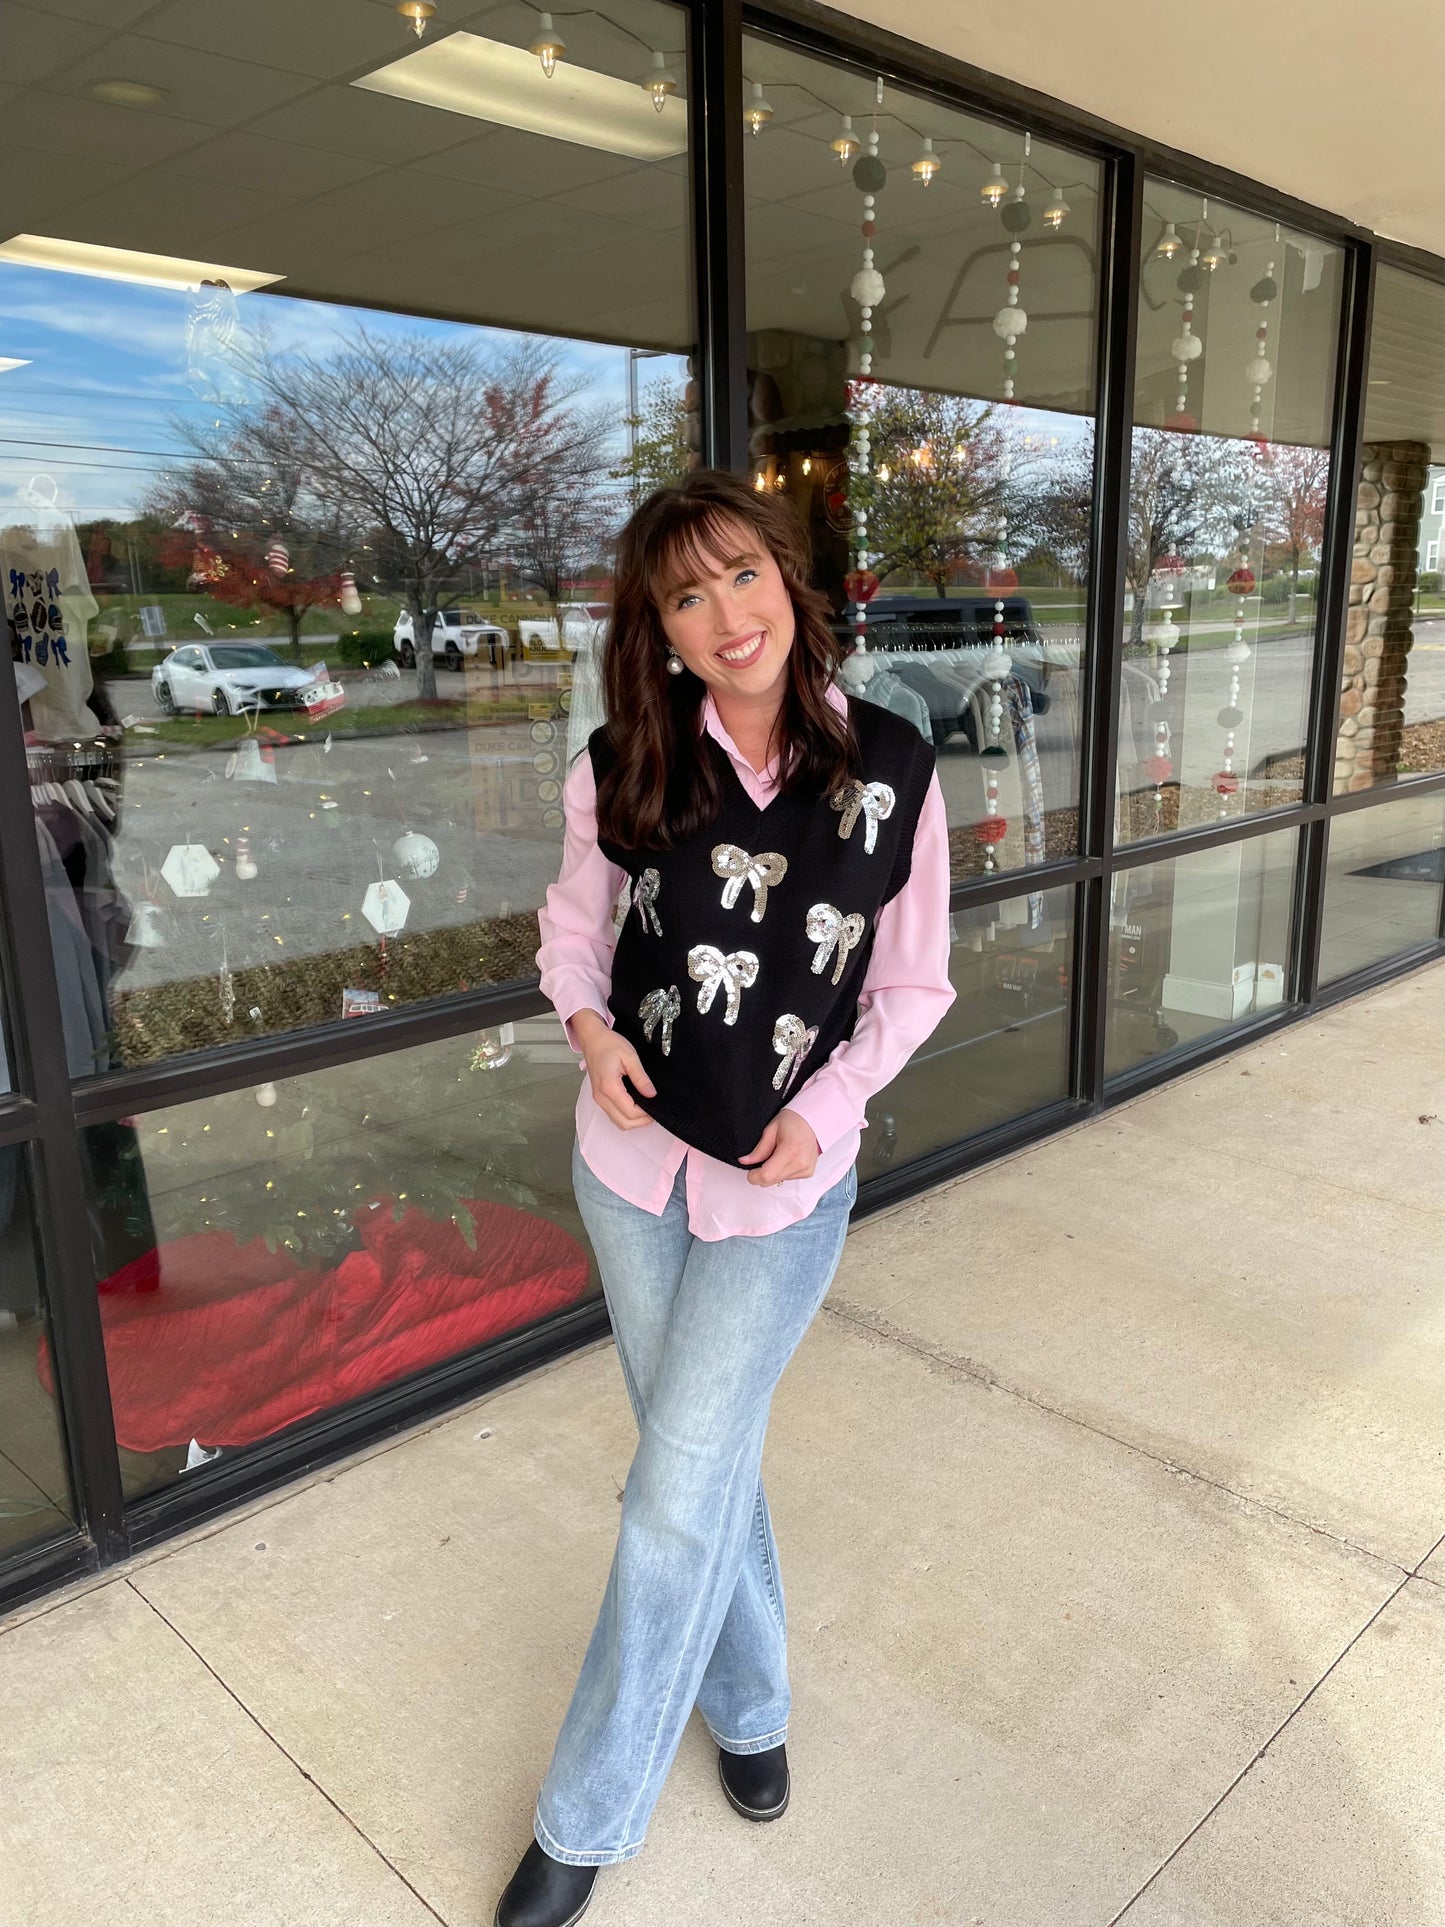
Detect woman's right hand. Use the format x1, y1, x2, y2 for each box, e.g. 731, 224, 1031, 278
571, 1009, 657, 1130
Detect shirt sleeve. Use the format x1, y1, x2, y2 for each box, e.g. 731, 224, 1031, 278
535, 751, 628, 1054
783, 770, 956, 1157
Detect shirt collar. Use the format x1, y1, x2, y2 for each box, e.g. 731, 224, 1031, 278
700, 679, 848, 779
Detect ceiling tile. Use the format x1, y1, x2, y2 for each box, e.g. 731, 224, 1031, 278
412, 129, 642, 194
57, 176, 294, 261
243, 84, 478, 165
61, 33, 321, 126
2, 4, 113, 86
162, 132, 388, 198
134, 0, 426, 83
0, 95, 213, 171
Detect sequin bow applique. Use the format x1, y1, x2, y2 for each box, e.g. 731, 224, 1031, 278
771, 1013, 818, 1092
711, 844, 788, 923
686, 944, 759, 1025
830, 779, 895, 854
639, 985, 680, 1055
806, 902, 865, 985
633, 867, 662, 935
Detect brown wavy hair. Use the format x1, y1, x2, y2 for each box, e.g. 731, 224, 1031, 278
595, 468, 856, 851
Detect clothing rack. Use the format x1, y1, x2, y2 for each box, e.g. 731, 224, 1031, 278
27, 739, 123, 825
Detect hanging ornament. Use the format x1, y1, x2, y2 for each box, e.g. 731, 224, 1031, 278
255, 1082, 278, 1108
1147, 556, 1185, 697
530, 10, 565, 77
845, 80, 886, 679
125, 900, 168, 948
264, 537, 290, 577
161, 843, 220, 898
1168, 200, 1207, 432
339, 570, 362, 617
470, 1025, 515, 1071
1245, 234, 1278, 436
995, 135, 1031, 405
977, 765, 1007, 873
1215, 561, 1255, 817
234, 834, 257, 881
362, 877, 410, 934
1146, 720, 1173, 825
218, 955, 235, 1026
393, 830, 440, 878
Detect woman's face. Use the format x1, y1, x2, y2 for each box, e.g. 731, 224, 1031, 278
657, 517, 796, 709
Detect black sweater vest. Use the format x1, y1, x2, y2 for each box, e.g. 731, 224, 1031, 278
590, 698, 935, 1166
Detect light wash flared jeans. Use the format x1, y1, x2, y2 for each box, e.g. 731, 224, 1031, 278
532, 1142, 857, 1867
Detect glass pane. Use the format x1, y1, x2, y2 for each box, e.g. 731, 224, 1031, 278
0, 1145, 76, 1556
1333, 266, 1445, 792
742, 38, 1103, 884
2, 0, 693, 1074
1320, 793, 1445, 985
1105, 826, 1299, 1080
1117, 184, 1345, 843
861, 884, 1073, 1177
81, 1016, 595, 1502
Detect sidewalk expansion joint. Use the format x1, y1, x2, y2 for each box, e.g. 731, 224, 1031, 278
125, 1578, 452, 1926
821, 1295, 1410, 1575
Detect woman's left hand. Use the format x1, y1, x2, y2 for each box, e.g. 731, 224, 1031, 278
739, 1109, 821, 1187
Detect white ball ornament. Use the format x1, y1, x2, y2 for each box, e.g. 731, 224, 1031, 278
992, 306, 1028, 341
982, 648, 1013, 681
255, 1082, 278, 1108
1246, 356, 1273, 386
1171, 333, 1203, 362
1224, 639, 1253, 664
851, 266, 886, 308
392, 831, 440, 879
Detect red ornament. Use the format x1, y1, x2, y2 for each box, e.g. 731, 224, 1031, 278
844, 569, 880, 603
1226, 568, 1255, 596
985, 566, 1018, 591
977, 817, 1008, 844
1144, 756, 1174, 785
861, 220, 876, 238
1212, 770, 1240, 796
1157, 553, 1185, 575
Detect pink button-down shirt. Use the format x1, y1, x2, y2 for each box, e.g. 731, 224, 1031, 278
535, 688, 956, 1239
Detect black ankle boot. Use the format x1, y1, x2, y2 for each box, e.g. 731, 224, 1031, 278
717, 1742, 790, 1821
494, 1840, 598, 1927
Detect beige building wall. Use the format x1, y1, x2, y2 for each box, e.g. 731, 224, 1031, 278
830, 0, 1444, 258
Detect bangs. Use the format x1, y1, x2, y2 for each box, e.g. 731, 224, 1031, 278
645, 501, 761, 607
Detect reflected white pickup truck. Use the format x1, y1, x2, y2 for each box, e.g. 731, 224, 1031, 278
393, 606, 514, 669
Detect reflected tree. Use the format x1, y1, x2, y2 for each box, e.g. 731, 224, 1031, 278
848, 383, 1008, 595
1254, 442, 1329, 623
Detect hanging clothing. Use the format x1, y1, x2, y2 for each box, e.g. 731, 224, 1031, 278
2, 510, 98, 741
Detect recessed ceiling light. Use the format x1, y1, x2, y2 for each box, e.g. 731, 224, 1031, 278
0, 357, 31, 373
0, 235, 283, 294
353, 30, 686, 160
87, 79, 165, 107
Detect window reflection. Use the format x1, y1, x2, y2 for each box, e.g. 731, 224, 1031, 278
81, 1016, 595, 1500
742, 37, 1102, 883
1320, 794, 1445, 985
1334, 266, 1445, 791
3, 0, 693, 1072
1105, 828, 1298, 1080
1118, 185, 1343, 842
861, 885, 1073, 1176
0, 1145, 75, 1555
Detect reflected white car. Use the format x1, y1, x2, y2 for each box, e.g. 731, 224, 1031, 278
152, 642, 345, 718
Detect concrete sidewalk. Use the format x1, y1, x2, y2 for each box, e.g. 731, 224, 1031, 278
4, 961, 1444, 1927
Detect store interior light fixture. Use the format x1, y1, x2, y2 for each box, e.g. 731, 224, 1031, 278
0, 357, 31, 373
354, 31, 687, 159
0, 234, 283, 294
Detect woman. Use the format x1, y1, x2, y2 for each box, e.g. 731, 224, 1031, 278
497, 469, 955, 1927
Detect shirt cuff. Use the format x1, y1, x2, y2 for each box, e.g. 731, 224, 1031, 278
780, 1077, 859, 1159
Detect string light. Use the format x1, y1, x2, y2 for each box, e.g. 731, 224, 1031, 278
1042, 192, 1070, 230
980, 161, 1007, 207
831, 114, 860, 166
529, 11, 565, 78
744, 80, 773, 136
911, 136, 939, 186
396, 0, 435, 35
1156, 220, 1182, 259
641, 50, 678, 110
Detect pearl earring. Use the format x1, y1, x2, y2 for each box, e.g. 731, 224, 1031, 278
665, 648, 685, 676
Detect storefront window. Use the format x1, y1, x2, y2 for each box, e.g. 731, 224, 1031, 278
1105, 826, 1298, 1080
1117, 184, 1344, 842
859, 883, 1073, 1176
1333, 266, 1445, 793
742, 37, 1102, 885
81, 1014, 593, 1501
0, 1146, 75, 1555
1319, 793, 1445, 985
3, 0, 693, 1072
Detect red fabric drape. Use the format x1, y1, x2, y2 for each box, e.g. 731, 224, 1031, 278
38, 1199, 591, 1452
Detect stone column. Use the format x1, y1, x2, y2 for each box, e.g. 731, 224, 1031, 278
1335, 441, 1429, 793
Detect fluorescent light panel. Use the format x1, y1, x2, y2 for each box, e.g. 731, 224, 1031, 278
0, 357, 30, 372
353, 31, 686, 161
0, 235, 283, 294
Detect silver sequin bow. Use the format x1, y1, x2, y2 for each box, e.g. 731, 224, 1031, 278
711, 843, 788, 923
632, 867, 662, 935
771, 1013, 818, 1092
687, 943, 759, 1025
806, 902, 865, 985
639, 984, 680, 1055
830, 779, 896, 854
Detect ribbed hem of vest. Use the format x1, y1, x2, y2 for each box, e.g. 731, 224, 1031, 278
635, 1093, 768, 1168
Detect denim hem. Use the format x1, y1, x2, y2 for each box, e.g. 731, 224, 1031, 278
534, 1808, 646, 1868
707, 1721, 789, 1755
